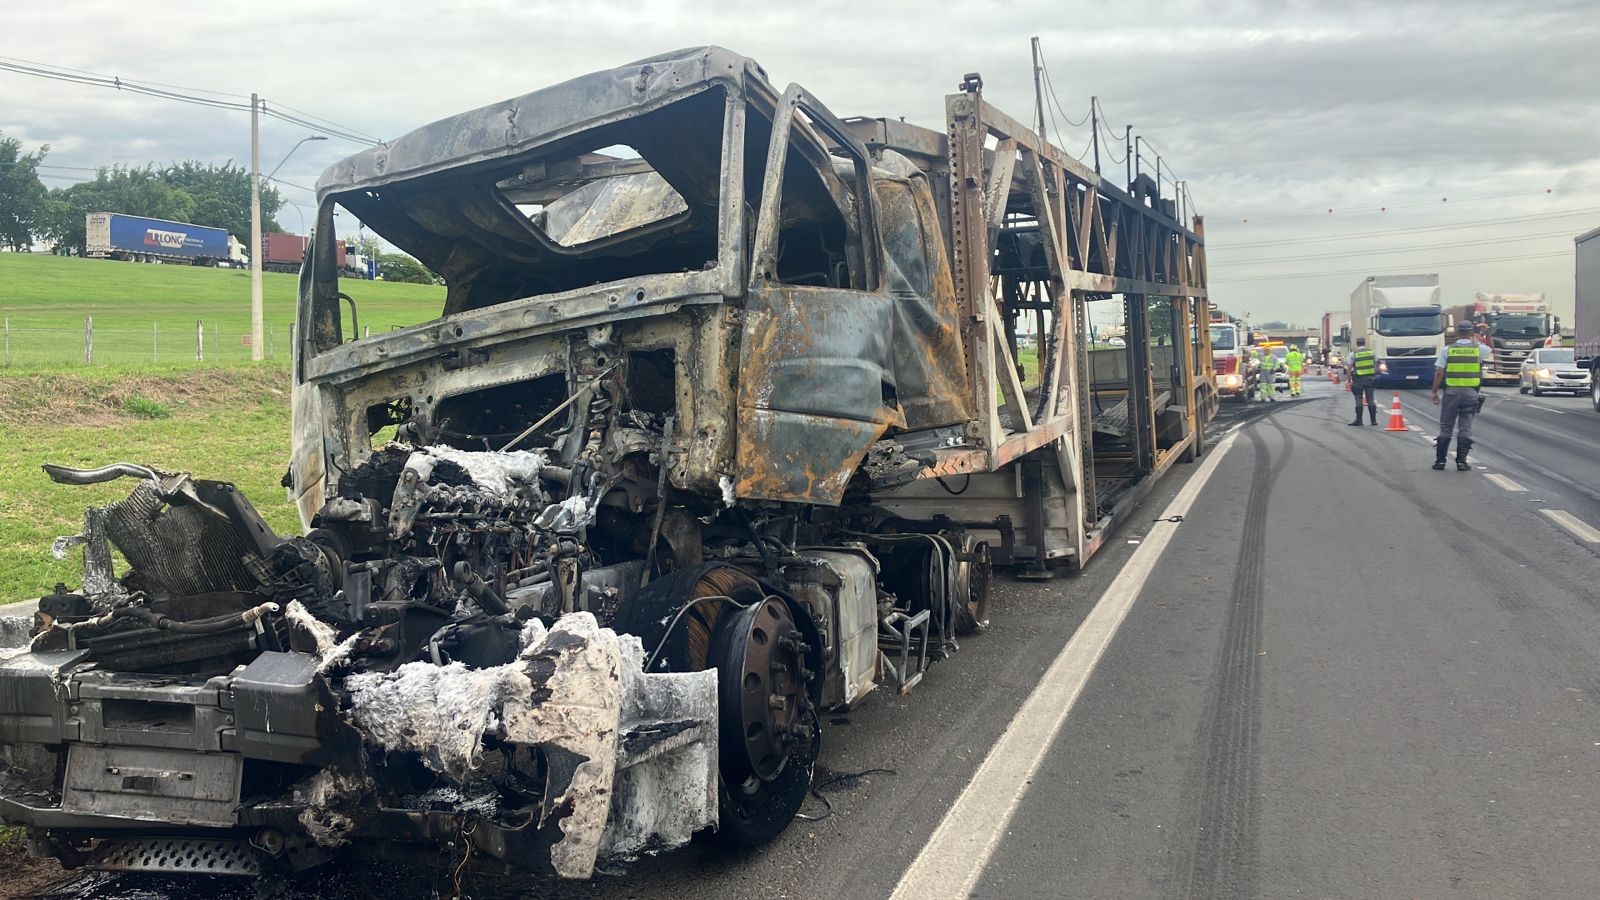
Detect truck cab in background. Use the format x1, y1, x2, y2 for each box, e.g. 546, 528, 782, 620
1441, 292, 1557, 385
1351, 274, 1445, 387
225, 234, 249, 269
1210, 319, 1249, 401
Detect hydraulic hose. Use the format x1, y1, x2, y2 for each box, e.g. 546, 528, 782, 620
42, 462, 159, 485
110, 602, 280, 634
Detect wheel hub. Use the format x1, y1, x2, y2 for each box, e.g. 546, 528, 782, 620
716, 597, 814, 782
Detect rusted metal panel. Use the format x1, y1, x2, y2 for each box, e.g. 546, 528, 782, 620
735, 284, 899, 503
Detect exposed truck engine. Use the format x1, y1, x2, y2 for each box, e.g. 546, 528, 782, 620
0, 47, 1214, 880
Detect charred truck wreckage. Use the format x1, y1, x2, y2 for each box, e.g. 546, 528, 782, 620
0, 48, 1215, 879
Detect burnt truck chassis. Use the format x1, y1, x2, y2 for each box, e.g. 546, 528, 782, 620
0, 48, 1212, 881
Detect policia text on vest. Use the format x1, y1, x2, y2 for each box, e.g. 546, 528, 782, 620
1430, 326, 1483, 472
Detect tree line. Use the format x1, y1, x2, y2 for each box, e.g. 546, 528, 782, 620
1, 131, 285, 254
0, 131, 437, 285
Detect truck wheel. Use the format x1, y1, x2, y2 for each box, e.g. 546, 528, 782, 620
1591, 379, 1599, 413
951, 534, 993, 635
614, 565, 821, 848
710, 598, 818, 846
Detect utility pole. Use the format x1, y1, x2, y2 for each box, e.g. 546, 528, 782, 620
1090, 96, 1101, 175
249, 92, 264, 362
1030, 37, 1047, 141
1123, 126, 1133, 190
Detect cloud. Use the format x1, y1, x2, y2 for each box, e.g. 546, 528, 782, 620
4, 0, 1597, 322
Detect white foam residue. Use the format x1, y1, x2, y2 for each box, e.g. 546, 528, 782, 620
0, 617, 33, 651
283, 600, 338, 654
518, 617, 548, 650
420, 445, 547, 496
558, 493, 595, 528
345, 659, 509, 780
719, 475, 736, 508
339, 611, 718, 879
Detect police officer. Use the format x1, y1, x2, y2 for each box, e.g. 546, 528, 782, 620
1430, 321, 1484, 471
1346, 337, 1378, 425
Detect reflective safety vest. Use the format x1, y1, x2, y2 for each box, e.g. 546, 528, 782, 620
1351, 349, 1377, 377
1286, 351, 1304, 372
1444, 343, 1482, 388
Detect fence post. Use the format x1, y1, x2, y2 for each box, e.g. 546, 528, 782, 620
196, 319, 204, 362
268, 323, 274, 360
211, 323, 219, 359
363, 325, 371, 339
84, 316, 93, 365
2, 317, 9, 367
153, 321, 159, 364
289, 322, 296, 358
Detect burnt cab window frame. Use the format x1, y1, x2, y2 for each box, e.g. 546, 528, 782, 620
748, 84, 884, 295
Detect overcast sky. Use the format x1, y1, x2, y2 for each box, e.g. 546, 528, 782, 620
6, 0, 1597, 326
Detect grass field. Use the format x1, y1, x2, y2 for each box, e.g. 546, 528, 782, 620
0, 253, 445, 370
0, 369, 302, 603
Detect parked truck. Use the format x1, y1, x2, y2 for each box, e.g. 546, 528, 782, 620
84, 212, 247, 268
1350, 274, 1446, 386
1577, 226, 1600, 411
262, 231, 361, 277
0, 48, 1215, 882
1210, 315, 1250, 401
1440, 292, 1557, 385
262, 231, 370, 278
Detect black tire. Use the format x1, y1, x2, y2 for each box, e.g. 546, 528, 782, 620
715, 733, 817, 847
1519, 383, 1529, 394
1533, 387, 1544, 397
1592, 379, 1600, 412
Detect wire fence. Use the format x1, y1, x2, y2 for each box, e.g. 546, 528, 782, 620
0, 316, 305, 368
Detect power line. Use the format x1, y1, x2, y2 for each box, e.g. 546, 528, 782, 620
1221, 184, 1595, 224
264, 177, 317, 194
1209, 206, 1600, 249
1034, 47, 1088, 128
256, 99, 381, 144
0, 58, 380, 146
0, 54, 251, 101
1220, 229, 1577, 266
1214, 249, 1571, 283
1095, 99, 1127, 165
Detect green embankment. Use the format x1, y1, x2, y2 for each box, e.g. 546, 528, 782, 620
0, 370, 302, 602
0, 254, 446, 601
0, 254, 443, 370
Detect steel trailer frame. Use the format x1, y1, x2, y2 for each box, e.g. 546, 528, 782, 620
849, 75, 1215, 570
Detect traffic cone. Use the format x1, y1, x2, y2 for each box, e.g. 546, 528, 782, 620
1384, 392, 1408, 431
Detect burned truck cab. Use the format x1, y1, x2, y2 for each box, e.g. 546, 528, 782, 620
289, 47, 970, 520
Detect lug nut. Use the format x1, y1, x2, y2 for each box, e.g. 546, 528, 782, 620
768, 694, 787, 710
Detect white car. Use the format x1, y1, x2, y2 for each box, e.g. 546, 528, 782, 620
1519, 347, 1591, 396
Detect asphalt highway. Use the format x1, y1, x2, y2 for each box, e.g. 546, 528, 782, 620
28, 377, 1600, 899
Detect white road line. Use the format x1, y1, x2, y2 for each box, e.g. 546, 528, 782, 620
1408, 425, 1423, 432
890, 431, 1242, 900
1529, 405, 1568, 415
1541, 509, 1600, 543
1483, 473, 1527, 492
